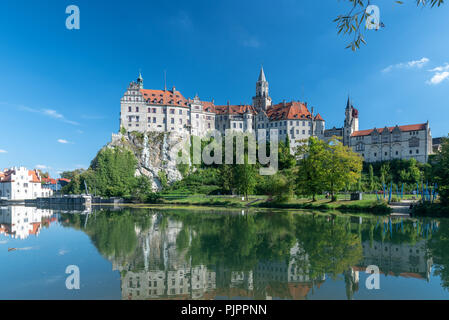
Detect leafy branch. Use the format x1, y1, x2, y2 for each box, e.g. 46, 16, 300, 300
335, 0, 444, 51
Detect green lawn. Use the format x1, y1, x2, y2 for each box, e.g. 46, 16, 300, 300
158, 193, 391, 214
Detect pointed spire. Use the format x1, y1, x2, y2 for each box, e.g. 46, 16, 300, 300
258, 65, 266, 82
346, 95, 352, 109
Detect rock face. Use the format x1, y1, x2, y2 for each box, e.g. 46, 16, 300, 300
110, 131, 189, 191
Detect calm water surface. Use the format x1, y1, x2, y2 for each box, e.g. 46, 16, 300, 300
1, 205, 449, 300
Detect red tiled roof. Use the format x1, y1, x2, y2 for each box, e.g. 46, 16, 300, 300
314, 113, 324, 121
201, 101, 216, 113
351, 123, 427, 137
28, 170, 41, 183
42, 178, 57, 184
139, 89, 189, 107
214, 104, 257, 115
267, 101, 314, 121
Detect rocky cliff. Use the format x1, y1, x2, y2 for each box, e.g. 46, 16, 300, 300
109, 131, 189, 191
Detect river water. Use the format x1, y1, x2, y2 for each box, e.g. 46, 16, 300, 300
1, 205, 448, 300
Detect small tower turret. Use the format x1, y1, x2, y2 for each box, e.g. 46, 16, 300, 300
252, 66, 272, 111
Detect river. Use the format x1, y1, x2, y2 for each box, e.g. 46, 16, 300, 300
1, 205, 448, 300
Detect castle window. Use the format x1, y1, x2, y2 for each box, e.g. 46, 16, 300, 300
170, 109, 174, 114
385, 152, 387, 156
416, 149, 419, 154
136, 107, 139, 112
128, 106, 132, 112
410, 150, 412, 154
179, 110, 182, 115
374, 153, 377, 157
396, 151, 399, 155
171, 118, 174, 124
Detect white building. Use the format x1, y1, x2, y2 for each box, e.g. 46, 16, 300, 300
119, 68, 326, 155
0, 167, 53, 201
324, 98, 433, 163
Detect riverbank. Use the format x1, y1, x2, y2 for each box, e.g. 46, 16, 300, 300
157, 194, 391, 214
412, 202, 449, 217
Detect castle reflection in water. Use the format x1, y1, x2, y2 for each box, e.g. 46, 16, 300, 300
1, 206, 439, 300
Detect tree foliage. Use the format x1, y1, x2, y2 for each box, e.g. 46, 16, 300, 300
335, 0, 444, 51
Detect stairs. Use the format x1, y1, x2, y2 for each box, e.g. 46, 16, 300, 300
389, 200, 415, 217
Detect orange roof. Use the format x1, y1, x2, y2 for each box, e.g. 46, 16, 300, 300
314, 113, 324, 121
42, 178, 57, 184
139, 89, 189, 107
28, 170, 41, 183
267, 101, 314, 121
201, 101, 216, 113
351, 123, 427, 137
214, 104, 257, 115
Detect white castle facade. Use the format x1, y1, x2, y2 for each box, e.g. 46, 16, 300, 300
119, 68, 325, 154
119, 69, 432, 163
324, 98, 433, 163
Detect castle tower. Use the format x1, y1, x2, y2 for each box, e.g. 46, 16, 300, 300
252, 66, 272, 111
137, 71, 144, 89
343, 96, 359, 146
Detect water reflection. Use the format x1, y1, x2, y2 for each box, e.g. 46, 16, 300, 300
0, 206, 55, 240
1, 205, 448, 300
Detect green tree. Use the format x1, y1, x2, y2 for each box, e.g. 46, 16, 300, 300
295, 137, 327, 201
233, 155, 257, 199
432, 137, 449, 206
323, 137, 363, 201
368, 164, 375, 192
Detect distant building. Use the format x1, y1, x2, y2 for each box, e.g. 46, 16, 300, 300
324, 98, 433, 163
42, 178, 71, 192
0, 167, 53, 200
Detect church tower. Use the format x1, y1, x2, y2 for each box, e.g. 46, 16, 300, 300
252, 67, 272, 111
343, 96, 359, 146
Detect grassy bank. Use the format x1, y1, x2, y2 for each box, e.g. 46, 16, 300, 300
412, 202, 449, 217
159, 193, 391, 214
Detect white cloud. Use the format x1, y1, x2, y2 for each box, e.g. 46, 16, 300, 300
0, 149, 7, 154
36, 165, 48, 170
427, 71, 449, 85
427, 63, 449, 85
19, 105, 79, 125
382, 57, 429, 73
57, 139, 69, 144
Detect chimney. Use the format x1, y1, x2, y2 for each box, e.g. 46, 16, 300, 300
172, 86, 176, 93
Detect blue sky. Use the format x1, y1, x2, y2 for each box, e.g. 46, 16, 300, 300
0, 0, 448, 177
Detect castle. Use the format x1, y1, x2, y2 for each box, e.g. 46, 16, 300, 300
119, 68, 325, 154
324, 98, 433, 163
119, 68, 432, 163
